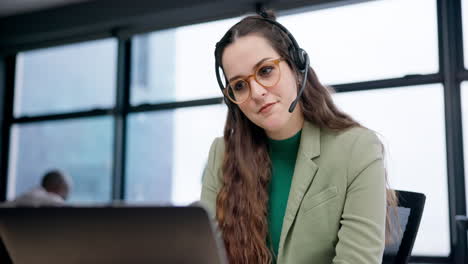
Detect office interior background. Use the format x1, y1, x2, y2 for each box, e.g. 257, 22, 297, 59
0, 0, 467, 263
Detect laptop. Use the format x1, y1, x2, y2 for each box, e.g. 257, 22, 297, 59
0, 206, 227, 264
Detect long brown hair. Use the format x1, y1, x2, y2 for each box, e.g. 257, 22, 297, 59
214, 11, 398, 264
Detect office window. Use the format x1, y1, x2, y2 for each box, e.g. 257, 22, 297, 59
332, 84, 449, 256
8, 117, 114, 203
14, 39, 117, 117
131, 17, 239, 105
280, 0, 438, 84
463, 0, 468, 68
125, 104, 226, 205
461, 82, 468, 211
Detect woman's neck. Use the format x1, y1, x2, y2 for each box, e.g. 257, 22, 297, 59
266, 108, 304, 140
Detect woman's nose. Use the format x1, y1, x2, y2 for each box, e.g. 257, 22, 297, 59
249, 79, 267, 99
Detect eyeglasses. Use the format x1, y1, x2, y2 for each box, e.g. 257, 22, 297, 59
224, 58, 284, 104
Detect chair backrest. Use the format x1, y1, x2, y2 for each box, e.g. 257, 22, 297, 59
455, 215, 468, 264
383, 190, 426, 264
0, 237, 12, 264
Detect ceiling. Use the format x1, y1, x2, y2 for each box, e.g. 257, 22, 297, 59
0, 0, 94, 18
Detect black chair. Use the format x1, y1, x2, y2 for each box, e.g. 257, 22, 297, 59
455, 215, 467, 264
383, 190, 426, 264
0, 237, 12, 264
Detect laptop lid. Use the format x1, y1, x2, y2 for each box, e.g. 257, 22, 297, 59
0, 206, 227, 264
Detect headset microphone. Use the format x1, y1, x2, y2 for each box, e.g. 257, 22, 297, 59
288, 52, 309, 113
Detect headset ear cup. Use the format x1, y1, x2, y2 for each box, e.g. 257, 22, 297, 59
297, 48, 307, 71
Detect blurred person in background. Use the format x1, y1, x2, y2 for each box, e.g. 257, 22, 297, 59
11, 169, 72, 207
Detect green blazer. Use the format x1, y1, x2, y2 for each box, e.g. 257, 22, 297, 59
200, 121, 386, 264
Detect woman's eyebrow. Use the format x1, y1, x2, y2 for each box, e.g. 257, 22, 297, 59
228, 57, 272, 82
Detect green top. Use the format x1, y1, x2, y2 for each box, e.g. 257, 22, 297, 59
267, 130, 302, 260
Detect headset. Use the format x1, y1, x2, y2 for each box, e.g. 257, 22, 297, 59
214, 8, 310, 115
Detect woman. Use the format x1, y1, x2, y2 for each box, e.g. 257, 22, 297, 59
200, 10, 397, 264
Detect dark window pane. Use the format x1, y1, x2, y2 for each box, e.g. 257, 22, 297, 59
7, 117, 114, 203
125, 105, 226, 204
333, 84, 448, 256
14, 39, 117, 117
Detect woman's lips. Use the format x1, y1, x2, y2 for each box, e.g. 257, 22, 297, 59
259, 102, 276, 113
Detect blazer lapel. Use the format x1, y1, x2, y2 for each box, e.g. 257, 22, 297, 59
277, 121, 321, 260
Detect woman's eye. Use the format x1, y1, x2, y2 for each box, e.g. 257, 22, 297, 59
258, 66, 274, 77
234, 81, 247, 91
